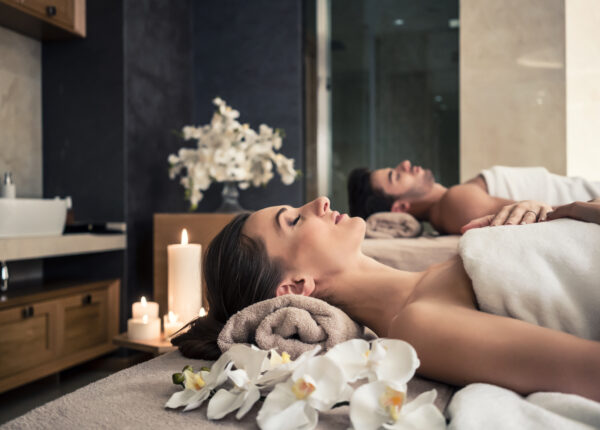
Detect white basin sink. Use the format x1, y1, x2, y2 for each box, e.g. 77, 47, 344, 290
0, 198, 68, 238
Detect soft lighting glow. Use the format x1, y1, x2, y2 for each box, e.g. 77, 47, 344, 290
181, 229, 189, 245
142, 314, 148, 324
199, 307, 207, 317
168, 311, 178, 324
141, 296, 147, 306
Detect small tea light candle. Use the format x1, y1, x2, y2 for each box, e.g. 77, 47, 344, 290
163, 311, 185, 338
132, 296, 159, 319
127, 314, 161, 340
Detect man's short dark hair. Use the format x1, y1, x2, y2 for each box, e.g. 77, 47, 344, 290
347, 168, 395, 219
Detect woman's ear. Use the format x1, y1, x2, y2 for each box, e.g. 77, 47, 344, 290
391, 199, 410, 213
276, 274, 316, 297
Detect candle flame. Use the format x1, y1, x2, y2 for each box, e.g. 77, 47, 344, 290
181, 229, 189, 245
199, 307, 207, 317
141, 296, 147, 306
142, 314, 148, 324
168, 311, 178, 323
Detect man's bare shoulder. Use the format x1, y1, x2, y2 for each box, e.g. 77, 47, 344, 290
464, 174, 488, 192
431, 184, 502, 234
438, 183, 489, 211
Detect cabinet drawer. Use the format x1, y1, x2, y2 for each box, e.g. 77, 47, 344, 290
0, 301, 57, 379
60, 290, 108, 356
19, 0, 74, 29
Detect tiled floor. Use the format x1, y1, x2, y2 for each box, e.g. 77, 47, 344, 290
0, 349, 152, 426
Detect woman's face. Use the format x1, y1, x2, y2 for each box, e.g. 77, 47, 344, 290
243, 197, 366, 279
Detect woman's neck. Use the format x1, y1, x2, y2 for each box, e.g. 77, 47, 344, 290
315, 255, 424, 336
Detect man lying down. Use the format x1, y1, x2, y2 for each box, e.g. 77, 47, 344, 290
173, 197, 600, 411
348, 162, 600, 234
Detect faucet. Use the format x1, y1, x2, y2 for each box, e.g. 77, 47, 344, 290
1, 262, 7, 292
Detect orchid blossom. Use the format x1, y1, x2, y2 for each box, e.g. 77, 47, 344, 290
256, 355, 349, 430
325, 339, 420, 390
349, 382, 446, 430
168, 97, 297, 209
164, 352, 232, 412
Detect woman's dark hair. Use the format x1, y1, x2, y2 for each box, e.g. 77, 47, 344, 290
171, 213, 284, 360
347, 168, 395, 219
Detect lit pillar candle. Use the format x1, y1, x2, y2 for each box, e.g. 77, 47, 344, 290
168, 228, 202, 324
132, 296, 159, 319
163, 311, 185, 338
127, 314, 161, 340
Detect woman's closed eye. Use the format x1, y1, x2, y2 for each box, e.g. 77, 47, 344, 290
290, 215, 301, 227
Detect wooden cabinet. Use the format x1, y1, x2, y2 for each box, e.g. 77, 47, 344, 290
0, 300, 58, 380
0, 279, 119, 393
0, 0, 85, 40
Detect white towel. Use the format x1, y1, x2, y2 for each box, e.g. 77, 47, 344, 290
459, 219, 600, 340
480, 166, 600, 205
447, 384, 600, 430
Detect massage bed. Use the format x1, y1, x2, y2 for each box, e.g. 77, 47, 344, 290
0, 350, 455, 429
4, 221, 600, 429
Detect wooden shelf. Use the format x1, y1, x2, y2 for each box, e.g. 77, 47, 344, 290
0, 233, 126, 262
113, 332, 177, 355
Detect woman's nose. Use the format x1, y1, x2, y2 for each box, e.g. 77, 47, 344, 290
311, 196, 330, 216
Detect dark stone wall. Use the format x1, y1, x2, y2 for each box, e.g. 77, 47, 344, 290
43, 0, 125, 223
42, 0, 305, 328
191, 0, 304, 211
42, 0, 127, 326
123, 0, 193, 305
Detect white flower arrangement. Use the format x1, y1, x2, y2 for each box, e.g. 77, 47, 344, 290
168, 97, 299, 210
165, 339, 447, 430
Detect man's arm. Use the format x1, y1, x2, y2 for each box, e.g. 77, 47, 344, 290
431, 184, 513, 234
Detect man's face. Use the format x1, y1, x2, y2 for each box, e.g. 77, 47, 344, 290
370, 160, 435, 200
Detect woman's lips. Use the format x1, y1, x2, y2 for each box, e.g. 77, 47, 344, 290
334, 212, 346, 224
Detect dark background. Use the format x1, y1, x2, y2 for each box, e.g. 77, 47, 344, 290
42, 0, 305, 329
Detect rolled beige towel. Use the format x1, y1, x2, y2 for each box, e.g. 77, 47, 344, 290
217, 295, 373, 359
365, 212, 422, 238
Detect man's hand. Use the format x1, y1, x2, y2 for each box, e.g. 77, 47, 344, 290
546, 198, 600, 225
461, 200, 553, 233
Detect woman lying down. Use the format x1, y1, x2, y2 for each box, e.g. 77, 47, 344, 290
173, 197, 600, 402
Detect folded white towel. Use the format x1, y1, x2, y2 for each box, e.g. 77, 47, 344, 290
480, 166, 600, 205
448, 384, 600, 430
459, 219, 600, 340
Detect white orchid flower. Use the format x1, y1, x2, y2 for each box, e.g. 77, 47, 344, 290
349, 382, 445, 430
256, 355, 348, 430
192, 165, 211, 190
164, 352, 233, 412
207, 345, 270, 420
257, 346, 321, 389
170, 98, 297, 208
259, 124, 274, 137
326, 339, 419, 390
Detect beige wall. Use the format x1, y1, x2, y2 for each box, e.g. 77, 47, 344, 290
0, 26, 42, 198
566, 0, 600, 181
460, 0, 566, 181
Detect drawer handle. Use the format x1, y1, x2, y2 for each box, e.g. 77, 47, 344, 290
46, 6, 57, 17
82, 294, 92, 305
22, 306, 34, 319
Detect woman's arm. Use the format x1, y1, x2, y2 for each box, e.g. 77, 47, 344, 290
388, 302, 600, 401
546, 198, 600, 224
460, 200, 553, 233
